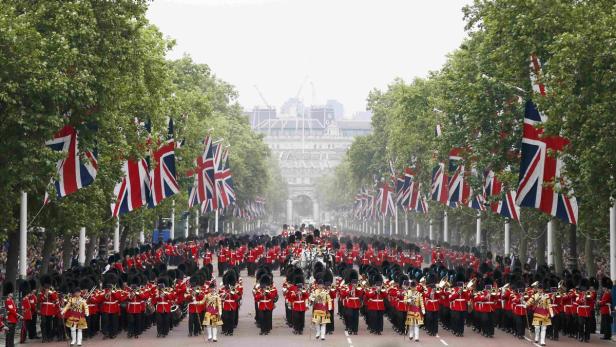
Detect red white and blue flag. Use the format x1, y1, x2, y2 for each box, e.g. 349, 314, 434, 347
397, 168, 414, 207
187, 136, 217, 209
431, 163, 448, 204
498, 190, 520, 221
45, 125, 98, 200
150, 119, 179, 206
447, 148, 464, 207
516, 54, 578, 224
111, 158, 151, 217
376, 181, 395, 217
215, 147, 235, 208
484, 170, 503, 213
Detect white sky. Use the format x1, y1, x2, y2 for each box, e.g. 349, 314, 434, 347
147, 0, 473, 116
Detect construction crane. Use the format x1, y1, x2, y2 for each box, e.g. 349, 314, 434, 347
253, 85, 273, 109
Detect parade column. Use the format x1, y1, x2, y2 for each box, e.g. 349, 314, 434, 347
19, 191, 27, 278
610, 204, 616, 279
113, 217, 120, 253
547, 219, 554, 266
504, 220, 511, 256
170, 199, 175, 240
79, 227, 86, 266
443, 211, 449, 243
475, 211, 481, 246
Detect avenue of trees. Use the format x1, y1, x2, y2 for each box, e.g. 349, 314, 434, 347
319, 0, 616, 275
0, 1, 284, 283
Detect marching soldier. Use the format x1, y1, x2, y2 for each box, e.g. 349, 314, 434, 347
100, 276, 123, 340
404, 280, 425, 342
310, 274, 333, 341
253, 274, 277, 335
423, 277, 440, 336
61, 287, 89, 347
220, 271, 240, 336
38, 276, 59, 343
187, 279, 205, 337
287, 272, 308, 335
339, 270, 362, 335
19, 280, 37, 342
201, 282, 223, 342
364, 274, 386, 334
4, 282, 19, 347
599, 277, 613, 340
153, 280, 173, 338
126, 284, 146, 338
575, 280, 595, 342
527, 282, 553, 346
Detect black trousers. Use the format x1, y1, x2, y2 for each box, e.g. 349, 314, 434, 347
260, 310, 272, 334
101, 313, 119, 338
292, 310, 305, 333
481, 312, 494, 337
55, 317, 65, 340
366, 310, 384, 334
601, 314, 612, 338
503, 310, 513, 333
425, 311, 439, 336
285, 305, 291, 326
247, 262, 256, 276
127, 313, 142, 337
514, 314, 527, 337
578, 316, 592, 341
548, 312, 561, 339
344, 308, 359, 333
451, 310, 466, 336
26, 316, 37, 339
440, 306, 451, 329
221, 310, 234, 335
156, 313, 170, 336
6, 323, 15, 347
41, 315, 54, 341
189, 313, 201, 335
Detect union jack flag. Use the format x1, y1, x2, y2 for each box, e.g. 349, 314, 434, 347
150, 119, 179, 206
431, 163, 448, 204
215, 147, 235, 209
187, 136, 217, 209
111, 158, 151, 217
416, 194, 429, 214
484, 170, 503, 213
448, 148, 464, 206
498, 190, 520, 221
516, 54, 578, 224
397, 168, 414, 207
45, 125, 98, 200
376, 181, 395, 217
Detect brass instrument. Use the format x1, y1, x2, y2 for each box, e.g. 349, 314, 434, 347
465, 278, 475, 291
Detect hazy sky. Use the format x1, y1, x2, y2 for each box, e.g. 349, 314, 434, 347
147, 0, 473, 116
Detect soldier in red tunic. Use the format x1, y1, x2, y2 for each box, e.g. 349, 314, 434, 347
287, 271, 308, 334
599, 277, 613, 340
187, 277, 205, 337
254, 274, 277, 335
340, 269, 362, 335
4, 282, 20, 347
38, 275, 59, 342
220, 270, 240, 336
364, 273, 386, 334
19, 280, 36, 342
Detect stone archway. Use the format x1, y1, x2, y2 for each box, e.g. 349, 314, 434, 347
287, 188, 320, 225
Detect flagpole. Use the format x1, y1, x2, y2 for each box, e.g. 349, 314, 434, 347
114, 217, 120, 253
79, 227, 86, 266
476, 211, 481, 246
416, 220, 421, 239
195, 209, 200, 237
443, 211, 449, 243
394, 210, 399, 236
140, 223, 145, 244
504, 220, 511, 256
404, 211, 408, 236
215, 209, 219, 233
610, 203, 616, 279
547, 219, 554, 266
429, 219, 433, 242
19, 191, 27, 278
170, 199, 175, 240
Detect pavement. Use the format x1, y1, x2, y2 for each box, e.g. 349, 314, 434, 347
22, 262, 615, 347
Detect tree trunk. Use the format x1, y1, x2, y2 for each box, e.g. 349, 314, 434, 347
519, 233, 528, 265
40, 230, 56, 275
5, 230, 20, 287
86, 234, 98, 263
119, 224, 129, 255
536, 227, 546, 267
61, 235, 73, 272
553, 228, 564, 274
585, 237, 596, 277
99, 235, 108, 259
568, 224, 578, 270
